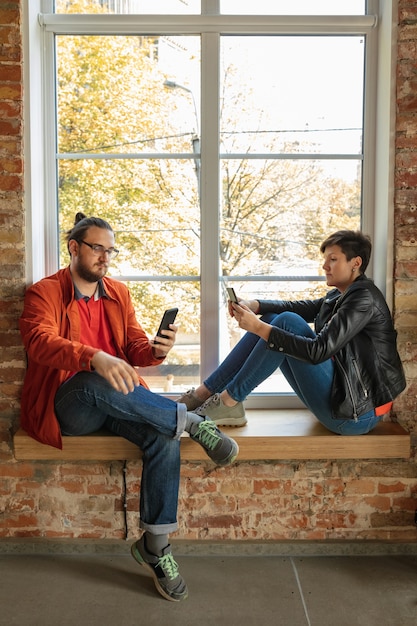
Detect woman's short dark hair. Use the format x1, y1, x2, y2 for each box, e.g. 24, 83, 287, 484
320, 230, 372, 273
65, 212, 113, 253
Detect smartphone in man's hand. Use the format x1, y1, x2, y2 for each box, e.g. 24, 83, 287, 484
155, 308, 179, 342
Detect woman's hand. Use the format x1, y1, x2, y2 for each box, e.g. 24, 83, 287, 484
228, 297, 259, 317
230, 302, 271, 341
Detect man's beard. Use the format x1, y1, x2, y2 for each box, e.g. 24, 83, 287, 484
76, 258, 108, 283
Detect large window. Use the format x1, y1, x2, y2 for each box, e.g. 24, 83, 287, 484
25, 0, 395, 407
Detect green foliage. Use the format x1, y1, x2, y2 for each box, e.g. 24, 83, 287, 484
57, 25, 200, 334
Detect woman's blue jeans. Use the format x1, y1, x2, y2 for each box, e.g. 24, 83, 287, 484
204, 311, 382, 435
54, 371, 188, 535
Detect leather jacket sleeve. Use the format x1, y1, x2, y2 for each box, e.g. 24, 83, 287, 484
265, 286, 374, 364
257, 297, 324, 324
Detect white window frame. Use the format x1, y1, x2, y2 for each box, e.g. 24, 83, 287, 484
23, 0, 397, 408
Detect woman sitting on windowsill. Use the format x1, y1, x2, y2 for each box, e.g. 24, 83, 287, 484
178, 230, 406, 436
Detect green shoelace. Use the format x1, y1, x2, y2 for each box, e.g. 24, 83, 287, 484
158, 553, 180, 580
194, 420, 221, 450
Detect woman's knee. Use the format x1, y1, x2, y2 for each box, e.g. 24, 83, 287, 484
270, 311, 315, 337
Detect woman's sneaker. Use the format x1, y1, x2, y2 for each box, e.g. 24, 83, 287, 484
176, 388, 203, 412
195, 393, 247, 427
131, 536, 188, 602
190, 417, 239, 466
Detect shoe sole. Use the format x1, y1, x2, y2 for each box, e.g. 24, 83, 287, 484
212, 417, 247, 427
130, 542, 187, 602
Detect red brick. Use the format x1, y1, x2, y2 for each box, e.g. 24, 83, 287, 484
253, 479, 282, 494
0, 120, 22, 136
396, 170, 417, 188
0, 173, 21, 191
378, 481, 408, 494
0, 9, 21, 27
396, 152, 417, 169
57, 481, 86, 494
0, 514, 38, 529
370, 511, 414, 527
0, 464, 35, 479
186, 514, 243, 529
345, 480, 376, 495
392, 497, 416, 511
86, 484, 121, 496
0, 83, 21, 99
315, 512, 357, 529
364, 496, 392, 511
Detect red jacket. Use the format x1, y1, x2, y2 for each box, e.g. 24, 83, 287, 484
19, 267, 163, 449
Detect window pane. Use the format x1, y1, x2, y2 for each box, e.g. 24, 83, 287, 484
219, 33, 363, 308
220, 158, 361, 280
221, 36, 364, 155
221, 1, 365, 15
125, 281, 201, 393
57, 35, 200, 155
55, 0, 201, 14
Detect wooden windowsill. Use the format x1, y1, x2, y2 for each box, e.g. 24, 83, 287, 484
13, 410, 410, 462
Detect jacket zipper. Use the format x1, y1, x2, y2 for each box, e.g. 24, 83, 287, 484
334, 354, 358, 421
352, 358, 368, 399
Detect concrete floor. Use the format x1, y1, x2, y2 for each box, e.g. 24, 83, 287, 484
0, 545, 416, 626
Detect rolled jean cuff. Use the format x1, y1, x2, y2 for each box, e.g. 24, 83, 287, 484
140, 520, 179, 535
175, 402, 187, 439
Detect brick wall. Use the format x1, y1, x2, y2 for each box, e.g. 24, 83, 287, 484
0, 2, 26, 462
0, 2, 416, 543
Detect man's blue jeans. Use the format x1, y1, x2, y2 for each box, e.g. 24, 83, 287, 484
204, 311, 382, 435
54, 372, 188, 535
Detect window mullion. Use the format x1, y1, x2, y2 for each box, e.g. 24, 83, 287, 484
201, 0, 220, 16
200, 31, 220, 381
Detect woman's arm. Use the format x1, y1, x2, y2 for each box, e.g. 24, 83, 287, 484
233, 287, 374, 364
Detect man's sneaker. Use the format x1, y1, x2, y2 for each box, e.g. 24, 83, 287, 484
195, 393, 247, 427
190, 417, 239, 466
131, 536, 188, 602
176, 388, 204, 412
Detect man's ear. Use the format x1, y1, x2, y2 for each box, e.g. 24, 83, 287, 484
68, 239, 78, 257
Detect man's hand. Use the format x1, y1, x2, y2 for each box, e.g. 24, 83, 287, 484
91, 351, 139, 394
150, 324, 178, 359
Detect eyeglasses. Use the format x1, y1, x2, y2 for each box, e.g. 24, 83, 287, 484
80, 240, 119, 259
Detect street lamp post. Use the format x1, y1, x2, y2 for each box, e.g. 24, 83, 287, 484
163, 79, 200, 194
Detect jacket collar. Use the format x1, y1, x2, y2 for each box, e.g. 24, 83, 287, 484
73, 279, 107, 302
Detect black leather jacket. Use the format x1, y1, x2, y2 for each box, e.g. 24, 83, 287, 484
258, 275, 406, 420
